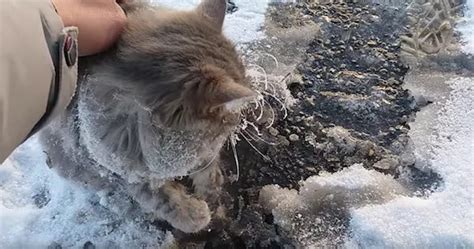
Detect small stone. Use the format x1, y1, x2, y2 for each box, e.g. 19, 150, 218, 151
373, 156, 399, 170
289, 134, 300, 142
278, 135, 290, 146
305, 96, 316, 106
367, 40, 377, 46
83, 242, 95, 249
369, 15, 380, 22
269, 127, 279, 136
321, 16, 331, 22
303, 116, 315, 127
415, 95, 431, 107
368, 149, 375, 157
48, 242, 62, 249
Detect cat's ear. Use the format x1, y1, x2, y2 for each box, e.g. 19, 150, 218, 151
197, 0, 227, 30
212, 81, 257, 112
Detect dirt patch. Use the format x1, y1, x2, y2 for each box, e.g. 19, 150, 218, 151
173, 1, 430, 248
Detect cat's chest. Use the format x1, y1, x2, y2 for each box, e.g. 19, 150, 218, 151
139, 127, 225, 178
75, 84, 226, 183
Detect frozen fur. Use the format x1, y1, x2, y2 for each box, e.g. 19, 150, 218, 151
40, 0, 255, 233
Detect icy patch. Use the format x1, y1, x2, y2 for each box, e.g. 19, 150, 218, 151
152, 0, 272, 43
346, 77, 474, 248
259, 77, 474, 247
459, 0, 474, 54
1, 1, 275, 247
0, 137, 174, 248
259, 165, 407, 248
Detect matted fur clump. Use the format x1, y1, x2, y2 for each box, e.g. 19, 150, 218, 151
41, 0, 256, 233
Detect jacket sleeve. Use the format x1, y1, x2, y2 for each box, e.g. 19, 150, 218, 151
0, 0, 78, 163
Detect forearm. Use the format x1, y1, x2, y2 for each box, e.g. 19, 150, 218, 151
0, 0, 78, 162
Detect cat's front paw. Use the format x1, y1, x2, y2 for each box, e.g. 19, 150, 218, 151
166, 197, 211, 233
192, 162, 224, 202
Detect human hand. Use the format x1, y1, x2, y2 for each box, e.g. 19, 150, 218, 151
52, 0, 127, 56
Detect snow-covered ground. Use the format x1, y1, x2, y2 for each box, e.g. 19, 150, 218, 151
343, 2, 474, 247
1, 0, 473, 248
0, 1, 272, 248
260, 0, 474, 248
459, 0, 474, 54
153, 0, 272, 42
345, 77, 474, 248
0, 138, 174, 248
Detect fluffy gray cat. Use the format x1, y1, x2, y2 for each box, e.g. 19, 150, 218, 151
40, 0, 255, 233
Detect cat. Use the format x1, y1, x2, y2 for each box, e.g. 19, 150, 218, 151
40, 0, 256, 233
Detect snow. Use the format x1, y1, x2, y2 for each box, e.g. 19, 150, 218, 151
344, 5, 474, 247
260, 77, 474, 248
0, 1, 271, 248
1, 0, 473, 248
260, 3, 474, 247
459, 0, 474, 54
0, 137, 174, 248
259, 165, 408, 248
345, 77, 474, 248
153, 0, 273, 43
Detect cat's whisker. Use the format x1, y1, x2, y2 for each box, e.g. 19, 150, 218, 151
263, 53, 279, 69
244, 120, 262, 136
230, 133, 240, 182
248, 63, 269, 91
266, 78, 277, 97
238, 131, 270, 161
187, 151, 219, 176
241, 129, 259, 141
242, 129, 278, 146
262, 98, 276, 129
256, 95, 265, 121
262, 90, 288, 119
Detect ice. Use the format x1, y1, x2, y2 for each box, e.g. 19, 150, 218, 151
343, 7, 474, 247
0, 137, 174, 248
152, 0, 272, 43
2, 0, 473, 247
0, 1, 272, 247
345, 77, 474, 249
259, 165, 408, 248
260, 2, 474, 247
258, 76, 474, 247
459, 0, 474, 54
260, 77, 474, 248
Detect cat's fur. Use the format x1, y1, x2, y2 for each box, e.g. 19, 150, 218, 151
40, 0, 255, 233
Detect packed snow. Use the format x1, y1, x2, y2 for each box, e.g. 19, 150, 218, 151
260, 1, 474, 248
1, 0, 473, 248
0, 1, 272, 248
259, 165, 409, 248
0, 139, 174, 248
344, 4, 474, 247
345, 77, 474, 248
259, 77, 474, 248
153, 0, 273, 42
459, 0, 474, 54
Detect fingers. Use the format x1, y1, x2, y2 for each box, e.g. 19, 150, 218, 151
52, 0, 127, 56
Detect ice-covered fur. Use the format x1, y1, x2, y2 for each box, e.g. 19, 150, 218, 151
40, 0, 255, 233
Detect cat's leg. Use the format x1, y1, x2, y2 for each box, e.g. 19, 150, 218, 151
190, 159, 224, 203
130, 181, 211, 233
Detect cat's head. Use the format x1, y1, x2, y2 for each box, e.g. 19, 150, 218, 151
108, 0, 256, 133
